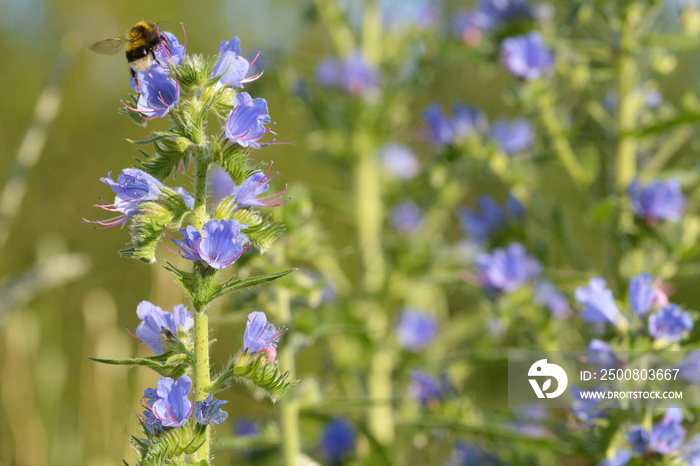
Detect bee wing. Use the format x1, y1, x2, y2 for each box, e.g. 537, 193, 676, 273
91, 37, 128, 55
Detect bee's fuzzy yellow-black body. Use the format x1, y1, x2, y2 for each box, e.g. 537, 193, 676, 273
124, 22, 163, 73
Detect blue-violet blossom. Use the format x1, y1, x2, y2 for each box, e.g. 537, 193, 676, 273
475, 242, 541, 293
211, 37, 261, 88
225, 92, 273, 149
94, 169, 164, 227
389, 200, 423, 235
648, 304, 693, 342
378, 143, 421, 179
395, 309, 439, 351
499, 31, 555, 80
243, 311, 286, 362
319, 419, 356, 462
193, 392, 229, 425
490, 117, 534, 155
135, 301, 194, 355
575, 277, 625, 328
148, 375, 193, 427
628, 178, 686, 223
650, 407, 686, 454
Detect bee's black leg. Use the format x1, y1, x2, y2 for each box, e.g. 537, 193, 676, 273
131, 69, 141, 93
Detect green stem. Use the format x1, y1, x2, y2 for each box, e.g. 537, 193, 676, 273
616, 6, 642, 191
537, 92, 588, 189
192, 145, 211, 462
353, 127, 394, 445
273, 245, 300, 465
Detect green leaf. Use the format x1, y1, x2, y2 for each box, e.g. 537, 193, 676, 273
211, 269, 294, 301
89, 352, 190, 378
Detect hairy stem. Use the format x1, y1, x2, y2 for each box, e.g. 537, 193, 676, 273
192, 145, 211, 461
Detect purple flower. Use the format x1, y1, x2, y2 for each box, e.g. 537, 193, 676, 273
628, 272, 656, 316
570, 385, 605, 424
130, 66, 179, 119
681, 433, 700, 465
409, 370, 446, 406
224, 92, 272, 149
491, 117, 534, 155
315, 50, 378, 95
648, 304, 693, 342
627, 425, 650, 454
173, 225, 203, 261
499, 31, 555, 80
650, 407, 686, 454
534, 280, 572, 319
197, 219, 249, 269
93, 169, 164, 227
678, 350, 700, 383
452, 103, 488, 140
157, 31, 186, 66
193, 392, 229, 425
600, 450, 634, 466
232, 171, 287, 208
208, 166, 236, 204
457, 195, 504, 242
140, 388, 164, 432
395, 310, 439, 351
475, 243, 541, 293
135, 301, 194, 355
389, 200, 423, 234
628, 178, 686, 223
575, 277, 625, 328
235, 418, 259, 437
319, 419, 355, 462
378, 143, 420, 179
586, 339, 620, 369
243, 311, 286, 360
149, 375, 193, 427
422, 103, 454, 145
211, 37, 260, 88
473, 0, 534, 31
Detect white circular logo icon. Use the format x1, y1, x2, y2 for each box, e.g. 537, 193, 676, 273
528, 359, 568, 398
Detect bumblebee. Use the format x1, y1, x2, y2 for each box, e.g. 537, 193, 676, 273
91, 21, 167, 90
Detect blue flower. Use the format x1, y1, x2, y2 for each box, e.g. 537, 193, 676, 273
648, 304, 693, 342
208, 166, 236, 204
650, 407, 686, 454
678, 350, 700, 383
319, 418, 355, 462
600, 449, 634, 466
534, 280, 572, 319
93, 169, 164, 227
681, 433, 700, 465
422, 103, 455, 145
409, 370, 447, 406
473, 0, 534, 31
135, 301, 194, 355
157, 31, 186, 66
211, 37, 261, 88
628, 272, 656, 316
173, 225, 203, 261
130, 66, 179, 119
235, 418, 259, 437
499, 31, 555, 80
475, 242, 541, 293
395, 309, 439, 351
490, 117, 534, 155
586, 339, 620, 369
628, 178, 686, 223
575, 277, 625, 328
197, 219, 249, 269
389, 200, 423, 234
452, 103, 488, 140
140, 387, 164, 432
627, 425, 650, 454
315, 50, 378, 95
149, 375, 193, 427
457, 195, 505, 242
225, 92, 272, 149
570, 385, 605, 424
378, 143, 420, 179
243, 311, 286, 360
232, 171, 287, 208
193, 392, 229, 425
